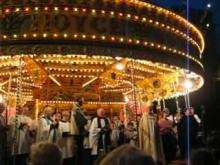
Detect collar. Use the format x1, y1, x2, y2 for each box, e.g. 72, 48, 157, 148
98, 116, 105, 120
61, 120, 68, 123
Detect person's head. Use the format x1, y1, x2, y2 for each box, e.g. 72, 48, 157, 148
100, 144, 155, 165
137, 115, 141, 122
97, 108, 105, 118
76, 97, 84, 106
119, 125, 125, 131
163, 108, 170, 118
127, 122, 134, 130
16, 105, 23, 115
113, 116, 119, 121
53, 112, 62, 122
0, 103, 5, 114
30, 142, 62, 165
44, 106, 54, 117
62, 111, 70, 121
191, 148, 215, 165
185, 107, 194, 116
22, 106, 30, 116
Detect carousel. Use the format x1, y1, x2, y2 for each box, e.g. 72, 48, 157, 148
0, 0, 205, 118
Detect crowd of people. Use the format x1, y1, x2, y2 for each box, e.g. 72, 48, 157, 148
0, 98, 219, 165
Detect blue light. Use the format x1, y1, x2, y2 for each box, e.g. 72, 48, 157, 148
207, 3, 212, 8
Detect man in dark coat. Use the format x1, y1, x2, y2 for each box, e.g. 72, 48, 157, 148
178, 108, 199, 159
73, 98, 88, 165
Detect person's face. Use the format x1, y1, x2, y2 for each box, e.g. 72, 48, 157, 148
22, 107, 29, 115
55, 113, 62, 121
45, 106, 54, 117
62, 111, 70, 121
185, 108, 194, 116
190, 108, 194, 115
77, 98, 84, 106
113, 116, 119, 121
17, 106, 23, 115
97, 109, 105, 117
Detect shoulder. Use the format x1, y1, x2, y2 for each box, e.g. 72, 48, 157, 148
92, 117, 98, 121
91, 117, 98, 123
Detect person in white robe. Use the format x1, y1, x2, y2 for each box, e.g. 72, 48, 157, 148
139, 112, 165, 164
9, 106, 33, 164
57, 111, 74, 165
48, 111, 62, 143
89, 108, 111, 162
36, 106, 54, 142
111, 116, 122, 148
84, 116, 92, 149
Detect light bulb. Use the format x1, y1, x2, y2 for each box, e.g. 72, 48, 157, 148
207, 3, 211, 8
115, 63, 125, 71
183, 79, 193, 89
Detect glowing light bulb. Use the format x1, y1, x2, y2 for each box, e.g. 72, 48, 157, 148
124, 96, 129, 103
25, 7, 29, 11
207, 3, 211, 8
115, 63, 125, 71
183, 79, 193, 89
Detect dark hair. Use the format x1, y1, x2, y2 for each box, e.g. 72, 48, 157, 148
76, 97, 83, 106
100, 145, 155, 165
30, 142, 62, 165
119, 125, 125, 130
191, 148, 216, 165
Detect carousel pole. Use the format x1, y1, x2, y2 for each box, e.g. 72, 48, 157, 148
130, 59, 139, 147
175, 97, 180, 112
12, 56, 23, 164
35, 99, 39, 120
172, 82, 180, 112
131, 60, 138, 124
162, 99, 166, 110
6, 74, 12, 125
185, 0, 192, 163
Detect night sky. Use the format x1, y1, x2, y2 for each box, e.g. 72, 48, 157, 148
152, 0, 220, 55
152, 0, 220, 130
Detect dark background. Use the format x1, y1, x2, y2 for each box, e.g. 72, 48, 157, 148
151, 0, 220, 131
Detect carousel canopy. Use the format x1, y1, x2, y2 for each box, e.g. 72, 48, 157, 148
0, 0, 205, 107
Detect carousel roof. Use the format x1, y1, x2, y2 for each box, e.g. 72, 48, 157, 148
0, 0, 205, 107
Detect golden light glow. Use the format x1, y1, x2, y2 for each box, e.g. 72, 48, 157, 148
1, 1, 205, 103
2, 6, 203, 53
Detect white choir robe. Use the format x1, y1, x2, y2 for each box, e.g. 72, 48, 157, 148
57, 121, 74, 159
36, 117, 52, 142
89, 117, 109, 155
139, 113, 165, 164
9, 115, 32, 155
84, 119, 91, 149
